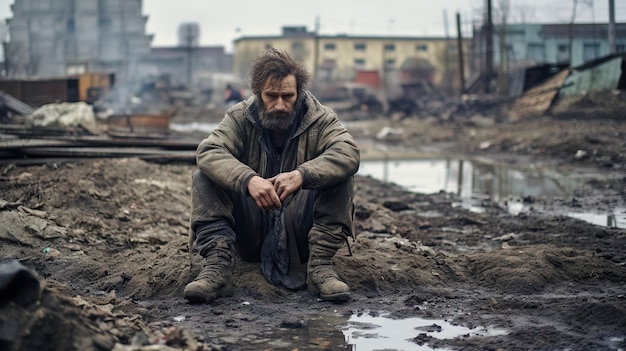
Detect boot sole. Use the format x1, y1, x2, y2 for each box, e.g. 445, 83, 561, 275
320, 291, 351, 302
184, 283, 234, 303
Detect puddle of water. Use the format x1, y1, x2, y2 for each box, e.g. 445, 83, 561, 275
358, 158, 625, 229
342, 314, 507, 351
210, 313, 507, 350
567, 211, 626, 229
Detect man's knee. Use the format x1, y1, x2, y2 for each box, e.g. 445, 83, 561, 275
314, 177, 355, 230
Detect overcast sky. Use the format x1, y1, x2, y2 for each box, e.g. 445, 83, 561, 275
0, 0, 623, 52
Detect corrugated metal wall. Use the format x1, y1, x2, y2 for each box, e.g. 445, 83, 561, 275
559, 55, 625, 98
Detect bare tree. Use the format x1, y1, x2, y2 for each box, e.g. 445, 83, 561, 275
469, 0, 535, 94
569, 0, 594, 63
511, 0, 536, 24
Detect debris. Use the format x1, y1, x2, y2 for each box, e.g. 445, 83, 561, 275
492, 233, 519, 241
375, 126, 404, 140
479, 141, 492, 150
26, 102, 105, 135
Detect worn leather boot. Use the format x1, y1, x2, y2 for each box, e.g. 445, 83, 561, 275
307, 259, 350, 301
307, 226, 350, 302
184, 239, 235, 303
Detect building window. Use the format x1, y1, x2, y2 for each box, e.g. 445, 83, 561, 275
99, 18, 112, 32
384, 43, 395, 51
527, 43, 545, 62
291, 42, 305, 61
67, 19, 75, 34
324, 43, 336, 50
354, 43, 366, 51
616, 44, 625, 53
416, 44, 428, 52
354, 58, 366, 68
385, 59, 396, 68
583, 43, 600, 62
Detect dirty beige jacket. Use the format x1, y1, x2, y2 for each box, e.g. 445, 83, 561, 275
196, 91, 360, 194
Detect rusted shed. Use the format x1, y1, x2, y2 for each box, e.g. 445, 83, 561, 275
0, 73, 114, 107
0, 79, 78, 106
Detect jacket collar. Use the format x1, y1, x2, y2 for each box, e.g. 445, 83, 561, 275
243, 91, 327, 139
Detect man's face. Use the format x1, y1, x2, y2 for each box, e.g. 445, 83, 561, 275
258, 74, 298, 131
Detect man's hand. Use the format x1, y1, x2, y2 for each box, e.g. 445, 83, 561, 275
269, 170, 303, 201
247, 175, 281, 210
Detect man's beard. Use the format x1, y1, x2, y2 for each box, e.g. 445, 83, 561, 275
258, 98, 301, 131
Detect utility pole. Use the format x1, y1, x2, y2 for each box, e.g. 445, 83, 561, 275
569, 0, 578, 65
456, 12, 466, 96
443, 9, 451, 94
485, 0, 494, 94
608, 0, 616, 54
381, 41, 389, 114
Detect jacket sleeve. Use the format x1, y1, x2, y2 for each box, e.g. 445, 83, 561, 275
196, 110, 259, 194
296, 109, 360, 189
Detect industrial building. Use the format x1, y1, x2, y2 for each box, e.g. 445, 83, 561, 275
233, 26, 471, 95
4, 0, 153, 81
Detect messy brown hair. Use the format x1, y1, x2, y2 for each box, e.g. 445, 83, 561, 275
248, 48, 310, 97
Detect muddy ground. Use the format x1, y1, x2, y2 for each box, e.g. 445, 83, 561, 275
1, 91, 625, 351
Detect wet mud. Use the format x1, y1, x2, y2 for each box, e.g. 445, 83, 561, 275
1, 110, 625, 350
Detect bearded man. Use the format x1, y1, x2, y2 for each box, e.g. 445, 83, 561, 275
184, 48, 360, 303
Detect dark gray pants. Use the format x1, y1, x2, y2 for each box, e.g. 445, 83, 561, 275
188, 169, 355, 289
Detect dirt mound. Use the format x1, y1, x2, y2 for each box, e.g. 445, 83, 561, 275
0, 281, 168, 351
550, 90, 626, 120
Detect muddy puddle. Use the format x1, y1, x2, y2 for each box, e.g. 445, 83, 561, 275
358, 157, 625, 229
187, 311, 508, 350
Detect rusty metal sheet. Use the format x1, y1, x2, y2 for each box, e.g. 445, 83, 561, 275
559, 55, 625, 98
505, 69, 570, 121
107, 114, 171, 135
0, 79, 77, 106
20, 146, 195, 158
